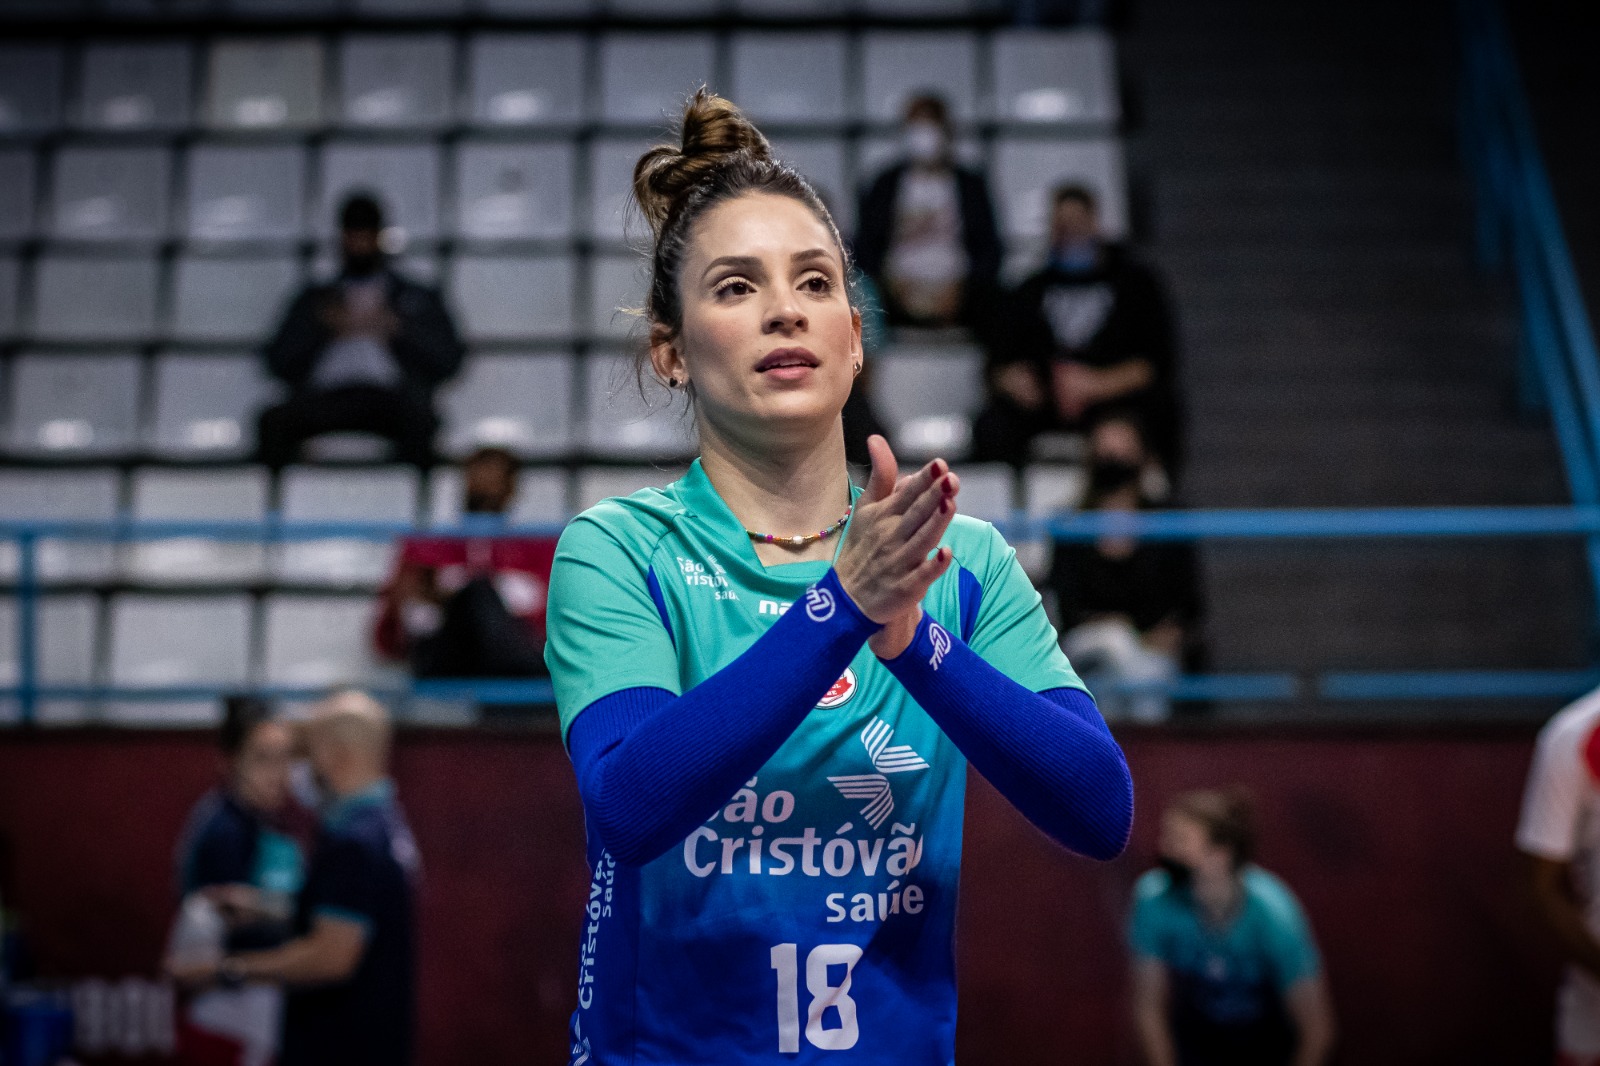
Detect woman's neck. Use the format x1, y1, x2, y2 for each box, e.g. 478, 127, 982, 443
698, 418, 853, 564
1193, 868, 1244, 926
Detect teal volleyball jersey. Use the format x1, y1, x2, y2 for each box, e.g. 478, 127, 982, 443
546, 460, 1085, 1065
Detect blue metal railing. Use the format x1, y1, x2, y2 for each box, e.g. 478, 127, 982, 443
1459, 0, 1600, 605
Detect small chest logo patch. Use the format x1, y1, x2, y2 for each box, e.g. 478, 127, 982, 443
816, 668, 857, 710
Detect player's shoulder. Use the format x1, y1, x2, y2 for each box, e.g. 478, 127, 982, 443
1132, 867, 1180, 908
1241, 866, 1308, 925
1537, 684, 1600, 749
944, 513, 1013, 565
556, 483, 687, 564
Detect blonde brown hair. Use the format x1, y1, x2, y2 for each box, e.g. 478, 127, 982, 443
631, 88, 850, 342
1171, 786, 1257, 869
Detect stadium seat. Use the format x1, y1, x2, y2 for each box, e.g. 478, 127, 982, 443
146, 353, 279, 459
318, 141, 442, 243
168, 255, 300, 343
581, 352, 695, 460
870, 342, 984, 459
466, 33, 586, 127
767, 137, 851, 232
587, 256, 646, 340
275, 466, 419, 589
125, 468, 270, 586
77, 40, 193, 130
6, 353, 142, 457
0, 468, 120, 584
991, 137, 1128, 242
205, 37, 325, 130
0, 43, 64, 134
0, 149, 36, 241
990, 30, 1119, 126
49, 145, 172, 241
729, 32, 848, 125
573, 466, 684, 512
587, 136, 659, 243
437, 352, 575, 458
352, 0, 468, 15
0, 258, 19, 339
950, 464, 1016, 524
338, 33, 454, 128
598, 34, 716, 125
454, 141, 575, 241
0, 595, 100, 725
1024, 464, 1087, 519
427, 465, 569, 527
260, 594, 380, 688
184, 143, 308, 242
106, 594, 252, 724
31, 256, 160, 341
449, 255, 575, 341
860, 31, 979, 124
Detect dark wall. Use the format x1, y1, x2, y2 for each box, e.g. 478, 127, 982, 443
0, 726, 1559, 1065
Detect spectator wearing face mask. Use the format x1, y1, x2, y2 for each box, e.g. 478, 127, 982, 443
1047, 412, 1202, 722
1130, 789, 1335, 1066
373, 446, 553, 681
257, 193, 465, 469
972, 183, 1180, 471
855, 93, 1003, 336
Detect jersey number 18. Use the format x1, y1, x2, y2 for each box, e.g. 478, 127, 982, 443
770, 943, 863, 1052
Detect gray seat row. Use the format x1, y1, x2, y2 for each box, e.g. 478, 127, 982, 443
0, 29, 1117, 136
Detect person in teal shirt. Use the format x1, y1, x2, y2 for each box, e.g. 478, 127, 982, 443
544, 89, 1133, 1065
1129, 788, 1335, 1066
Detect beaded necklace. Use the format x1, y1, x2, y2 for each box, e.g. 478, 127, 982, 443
745, 508, 853, 548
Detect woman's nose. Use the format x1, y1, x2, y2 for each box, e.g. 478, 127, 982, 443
765, 296, 807, 333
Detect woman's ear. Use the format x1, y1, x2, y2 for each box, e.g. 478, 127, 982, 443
849, 307, 864, 363
649, 323, 687, 388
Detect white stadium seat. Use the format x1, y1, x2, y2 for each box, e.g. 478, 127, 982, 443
438, 352, 575, 459
0, 595, 100, 725
454, 141, 575, 241
146, 353, 279, 459
581, 352, 695, 460
0, 468, 120, 584
31, 256, 160, 341
205, 37, 325, 130
467, 33, 586, 127
106, 593, 253, 724
124, 468, 270, 586
318, 141, 443, 243
50, 145, 172, 241
337, 33, 455, 128
6, 353, 142, 458
275, 466, 419, 590
77, 40, 193, 131
184, 143, 308, 242
168, 256, 300, 343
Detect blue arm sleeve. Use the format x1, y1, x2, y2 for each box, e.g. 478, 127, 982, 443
566, 568, 881, 868
878, 611, 1133, 859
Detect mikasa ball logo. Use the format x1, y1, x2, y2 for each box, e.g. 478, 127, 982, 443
816, 668, 857, 709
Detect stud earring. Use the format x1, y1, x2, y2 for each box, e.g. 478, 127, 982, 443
668, 377, 679, 388
852, 362, 861, 375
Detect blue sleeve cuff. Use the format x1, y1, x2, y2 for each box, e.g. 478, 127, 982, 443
812, 567, 883, 637
876, 609, 948, 670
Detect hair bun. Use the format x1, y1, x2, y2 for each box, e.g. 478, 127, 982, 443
633, 88, 772, 237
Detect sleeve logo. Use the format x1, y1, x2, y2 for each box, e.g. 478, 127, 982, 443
928, 622, 951, 671
804, 585, 836, 623
828, 718, 930, 829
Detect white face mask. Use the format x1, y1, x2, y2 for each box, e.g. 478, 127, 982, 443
903, 121, 946, 165
289, 758, 326, 811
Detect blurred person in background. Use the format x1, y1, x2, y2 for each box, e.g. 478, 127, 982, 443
373, 446, 553, 680
854, 92, 1003, 336
1130, 789, 1334, 1066
257, 193, 464, 469
973, 183, 1180, 471
1048, 412, 1201, 721
172, 691, 420, 1066
167, 696, 304, 1066
1517, 684, 1600, 1066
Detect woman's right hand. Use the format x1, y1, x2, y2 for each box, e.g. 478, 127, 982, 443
834, 435, 960, 626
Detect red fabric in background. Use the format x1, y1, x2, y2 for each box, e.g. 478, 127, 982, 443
0, 726, 1560, 1065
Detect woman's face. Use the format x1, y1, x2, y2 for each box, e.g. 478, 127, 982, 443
653, 192, 861, 447
233, 720, 294, 814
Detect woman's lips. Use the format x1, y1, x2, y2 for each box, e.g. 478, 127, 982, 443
755, 347, 821, 373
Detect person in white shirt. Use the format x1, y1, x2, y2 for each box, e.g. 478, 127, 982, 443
1517, 685, 1600, 1066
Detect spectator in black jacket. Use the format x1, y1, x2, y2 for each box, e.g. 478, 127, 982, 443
972, 183, 1181, 472
855, 93, 1003, 337
258, 194, 464, 469
1047, 412, 1202, 721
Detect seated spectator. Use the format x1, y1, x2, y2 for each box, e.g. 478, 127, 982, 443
1130, 788, 1335, 1066
972, 183, 1180, 472
855, 93, 1003, 335
258, 193, 464, 469
1048, 412, 1201, 721
168, 696, 304, 1066
374, 447, 553, 679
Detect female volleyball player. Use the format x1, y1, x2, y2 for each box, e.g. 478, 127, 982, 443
545, 90, 1135, 1065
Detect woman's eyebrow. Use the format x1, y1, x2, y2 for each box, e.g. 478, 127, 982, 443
791, 248, 832, 264
702, 255, 763, 279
